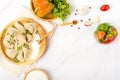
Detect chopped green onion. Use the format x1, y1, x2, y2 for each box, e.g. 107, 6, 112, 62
17, 46, 22, 51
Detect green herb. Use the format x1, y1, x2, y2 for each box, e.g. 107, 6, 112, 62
10, 35, 14, 38
36, 30, 39, 34
6, 33, 9, 35
21, 33, 26, 36
49, 0, 71, 22
13, 54, 19, 63
17, 46, 22, 51
26, 29, 33, 35
7, 40, 11, 44
28, 32, 33, 35
24, 43, 30, 49
7, 40, 14, 45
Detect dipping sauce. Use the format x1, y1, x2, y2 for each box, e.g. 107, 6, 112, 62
24, 69, 49, 80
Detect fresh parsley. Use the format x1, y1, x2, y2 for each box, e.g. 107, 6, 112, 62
49, 0, 71, 22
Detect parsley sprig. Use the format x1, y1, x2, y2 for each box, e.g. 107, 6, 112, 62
49, 0, 71, 22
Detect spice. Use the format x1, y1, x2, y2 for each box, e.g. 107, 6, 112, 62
80, 20, 83, 22
76, 9, 78, 12
88, 18, 91, 21
73, 20, 78, 25
78, 27, 80, 29
84, 21, 92, 26
75, 13, 77, 15
89, 7, 91, 9
60, 20, 78, 26
71, 25, 73, 27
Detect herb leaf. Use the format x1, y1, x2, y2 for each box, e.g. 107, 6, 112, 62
17, 46, 22, 51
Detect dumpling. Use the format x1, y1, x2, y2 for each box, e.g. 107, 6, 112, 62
3, 35, 14, 48
16, 34, 26, 44
17, 50, 24, 62
6, 27, 18, 36
23, 23, 36, 33
26, 34, 33, 43
14, 21, 25, 31
6, 49, 17, 59
22, 47, 32, 60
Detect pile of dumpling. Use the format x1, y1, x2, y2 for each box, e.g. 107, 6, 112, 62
3, 21, 37, 63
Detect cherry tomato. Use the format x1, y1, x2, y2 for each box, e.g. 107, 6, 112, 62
100, 4, 110, 11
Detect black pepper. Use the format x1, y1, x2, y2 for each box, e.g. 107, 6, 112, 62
76, 9, 78, 12
80, 20, 83, 22
75, 13, 77, 15
88, 18, 91, 21
71, 25, 73, 27
78, 27, 80, 29
89, 7, 91, 9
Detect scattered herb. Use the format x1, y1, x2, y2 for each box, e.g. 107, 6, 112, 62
10, 35, 14, 38
6, 33, 9, 35
24, 43, 30, 49
28, 32, 33, 35
36, 30, 39, 34
21, 33, 26, 36
13, 54, 19, 63
7, 40, 14, 45
17, 46, 22, 51
26, 29, 33, 35
7, 40, 11, 44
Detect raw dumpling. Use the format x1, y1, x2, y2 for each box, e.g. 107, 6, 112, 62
26, 34, 33, 43
3, 35, 15, 48
6, 27, 18, 36
24, 23, 36, 33
14, 21, 25, 31
6, 49, 17, 59
16, 34, 26, 44
22, 47, 32, 60
17, 50, 24, 62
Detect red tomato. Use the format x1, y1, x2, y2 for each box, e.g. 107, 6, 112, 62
100, 4, 110, 11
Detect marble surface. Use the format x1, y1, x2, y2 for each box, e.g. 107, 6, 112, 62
0, 0, 120, 80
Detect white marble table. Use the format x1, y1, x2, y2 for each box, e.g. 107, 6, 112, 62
0, 0, 120, 80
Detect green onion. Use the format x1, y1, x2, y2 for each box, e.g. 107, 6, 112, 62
17, 46, 22, 51
13, 54, 19, 63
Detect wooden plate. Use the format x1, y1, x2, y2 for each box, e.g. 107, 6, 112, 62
0, 18, 47, 65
